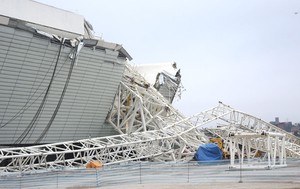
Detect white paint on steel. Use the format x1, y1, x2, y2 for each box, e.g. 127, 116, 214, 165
1, 62, 300, 173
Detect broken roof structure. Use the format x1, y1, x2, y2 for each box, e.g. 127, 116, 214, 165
0, 0, 132, 59
0, 0, 299, 174
0, 0, 132, 145
134, 62, 182, 103
0, 0, 182, 146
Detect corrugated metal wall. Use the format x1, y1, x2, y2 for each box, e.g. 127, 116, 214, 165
155, 76, 178, 103
0, 25, 123, 144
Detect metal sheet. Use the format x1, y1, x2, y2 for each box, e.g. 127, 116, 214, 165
0, 0, 85, 35
0, 25, 124, 144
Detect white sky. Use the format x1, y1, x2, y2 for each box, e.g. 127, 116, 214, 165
36, 0, 300, 123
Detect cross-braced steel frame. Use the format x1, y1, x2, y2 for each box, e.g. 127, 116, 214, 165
1, 63, 300, 173
107, 64, 187, 134
0, 103, 232, 172
206, 110, 300, 158
227, 132, 287, 170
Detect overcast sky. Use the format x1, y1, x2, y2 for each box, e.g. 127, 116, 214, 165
36, 0, 300, 123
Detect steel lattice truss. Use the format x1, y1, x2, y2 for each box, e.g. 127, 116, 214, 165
207, 110, 300, 158
1, 63, 300, 173
108, 63, 300, 159
227, 132, 287, 169
107, 64, 187, 134
0, 103, 232, 172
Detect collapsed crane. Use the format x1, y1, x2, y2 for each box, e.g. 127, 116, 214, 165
0, 63, 300, 173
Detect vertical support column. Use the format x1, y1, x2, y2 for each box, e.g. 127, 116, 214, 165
273, 136, 277, 166
140, 104, 146, 132
241, 138, 245, 167
230, 137, 235, 168
19, 157, 22, 172
282, 136, 286, 165
267, 135, 271, 168
128, 105, 137, 133
279, 136, 284, 165
247, 140, 251, 161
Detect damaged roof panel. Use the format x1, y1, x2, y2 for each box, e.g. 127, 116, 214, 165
0, 0, 85, 35
0, 24, 125, 144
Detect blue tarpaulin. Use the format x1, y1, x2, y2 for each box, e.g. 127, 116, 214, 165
194, 143, 223, 161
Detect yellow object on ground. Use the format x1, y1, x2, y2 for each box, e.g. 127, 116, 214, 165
209, 137, 230, 159
210, 138, 223, 149
86, 161, 103, 168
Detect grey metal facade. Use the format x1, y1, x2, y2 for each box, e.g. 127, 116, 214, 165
0, 25, 124, 145
154, 72, 181, 103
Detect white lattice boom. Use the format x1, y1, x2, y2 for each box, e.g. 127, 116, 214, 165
227, 131, 287, 169
206, 109, 300, 158
0, 63, 300, 173
0, 103, 232, 172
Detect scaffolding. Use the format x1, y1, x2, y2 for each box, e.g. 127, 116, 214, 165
228, 131, 287, 170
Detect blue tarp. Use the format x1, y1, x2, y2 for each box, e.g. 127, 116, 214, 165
194, 143, 223, 161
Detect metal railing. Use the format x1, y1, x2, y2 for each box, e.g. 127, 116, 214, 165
1, 159, 300, 189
